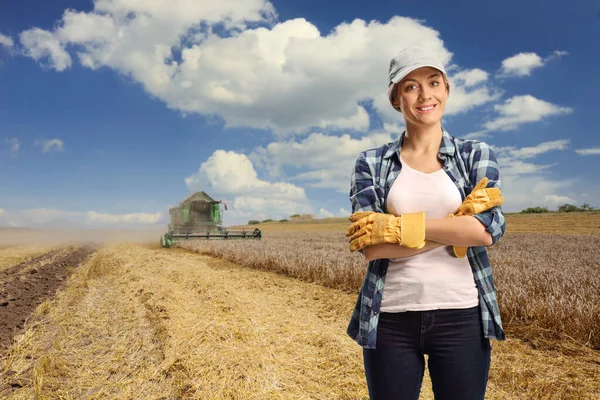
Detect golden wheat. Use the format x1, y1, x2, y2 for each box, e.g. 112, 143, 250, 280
179, 231, 600, 350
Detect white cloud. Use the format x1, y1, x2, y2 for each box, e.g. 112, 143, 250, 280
451, 68, 488, 87
490, 139, 579, 211
85, 211, 162, 224
501, 176, 578, 212
500, 139, 570, 159
20, 28, 72, 71
484, 95, 572, 131
575, 148, 600, 156
0, 207, 162, 227
36, 138, 64, 153
0, 33, 14, 48
543, 194, 576, 206
0, 208, 4, 215
5, 138, 20, 153
382, 122, 405, 134
18, 1, 510, 134
499, 50, 568, 77
548, 50, 568, 60
339, 208, 350, 217
18, 208, 80, 224
462, 131, 491, 140
493, 139, 569, 176
185, 150, 312, 222
442, 84, 502, 116
499, 52, 543, 77
316, 208, 334, 218
250, 131, 394, 192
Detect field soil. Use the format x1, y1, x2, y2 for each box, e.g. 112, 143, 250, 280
0, 246, 96, 354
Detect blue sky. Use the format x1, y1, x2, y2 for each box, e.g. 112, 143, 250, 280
0, 0, 599, 229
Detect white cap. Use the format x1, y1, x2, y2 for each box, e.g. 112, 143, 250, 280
388, 46, 447, 112
388, 46, 447, 85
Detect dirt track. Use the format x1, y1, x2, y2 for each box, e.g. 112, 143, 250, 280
0, 245, 96, 352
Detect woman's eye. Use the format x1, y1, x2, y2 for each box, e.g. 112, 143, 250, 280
431, 81, 440, 87
405, 85, 417, 91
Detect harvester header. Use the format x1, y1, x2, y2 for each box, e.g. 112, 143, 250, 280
161, 191, 261, 248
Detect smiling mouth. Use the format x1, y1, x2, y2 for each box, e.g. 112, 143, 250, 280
415, 104, 437, 113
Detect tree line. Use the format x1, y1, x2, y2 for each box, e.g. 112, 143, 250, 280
521, 203, 597, 214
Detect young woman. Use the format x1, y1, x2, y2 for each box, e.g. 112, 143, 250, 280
346, 46, 506, 400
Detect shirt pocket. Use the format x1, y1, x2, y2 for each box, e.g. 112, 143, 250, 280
350, 185, 383, 213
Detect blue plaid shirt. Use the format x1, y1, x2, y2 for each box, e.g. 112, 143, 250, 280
347, 129, 506, 349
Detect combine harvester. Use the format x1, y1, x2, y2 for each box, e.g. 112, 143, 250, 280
161, 192, 261, 248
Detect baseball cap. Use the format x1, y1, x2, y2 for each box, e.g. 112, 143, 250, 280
388, 46, 448, 112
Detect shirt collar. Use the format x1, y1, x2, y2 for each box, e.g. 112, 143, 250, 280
383, 128, 456, 159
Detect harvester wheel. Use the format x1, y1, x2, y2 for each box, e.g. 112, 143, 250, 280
161, 233, 171, 248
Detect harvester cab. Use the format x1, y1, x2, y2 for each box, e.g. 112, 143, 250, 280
160, 191, 261, 248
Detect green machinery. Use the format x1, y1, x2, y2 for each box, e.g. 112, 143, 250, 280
160, 191, 261, 248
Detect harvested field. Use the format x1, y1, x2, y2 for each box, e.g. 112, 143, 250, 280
0, 213, 598, 398
0, 245, 59, 272
0, 243, 598, 399
0, 245, 96, 354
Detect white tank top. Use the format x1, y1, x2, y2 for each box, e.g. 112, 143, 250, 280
380, 156, 479, 312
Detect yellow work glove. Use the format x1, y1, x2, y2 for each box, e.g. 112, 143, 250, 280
450, 177, 504, 258
345, 211, 426, 252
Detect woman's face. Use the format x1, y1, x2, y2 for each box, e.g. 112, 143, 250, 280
396, 66, 448, 127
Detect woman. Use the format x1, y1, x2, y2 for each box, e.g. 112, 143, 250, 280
346, 46, 506, 400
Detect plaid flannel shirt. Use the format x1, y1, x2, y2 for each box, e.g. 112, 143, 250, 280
347, 129, 506, 349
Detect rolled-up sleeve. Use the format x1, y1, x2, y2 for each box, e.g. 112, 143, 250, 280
468, 142, 506, 245
349, 152, 384, 214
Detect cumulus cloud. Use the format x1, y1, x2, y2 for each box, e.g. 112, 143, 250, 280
250, 131, 394, 192
0, 33, 14, 48
5, 138, 20, 153
442, 83, 502, 116
499, 50, 567, 77
493, 139, 569, 177
575, 148, 600, 156
339, 208, 350, 217
16, 0, 505, 134
382, 122, 406, 134
500, 52, 543, 77
20, 28, 72, 71
185, 150, 312, 222
316, 208, 334, 218
36, 138, 64, 153
483, 95, 572, 132
497, 139, 570, 160
451, 68, 488, 87
491, 139, 579, 211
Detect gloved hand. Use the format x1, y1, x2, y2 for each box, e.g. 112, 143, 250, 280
450, 177, 504, 258
346, 211, 426, 252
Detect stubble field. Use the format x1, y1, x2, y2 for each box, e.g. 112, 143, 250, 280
0, 213, 598, 399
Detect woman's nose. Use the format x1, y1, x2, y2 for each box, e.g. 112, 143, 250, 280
418, 86, 432, 100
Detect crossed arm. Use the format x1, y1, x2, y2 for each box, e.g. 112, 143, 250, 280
362, 216, 492, 261
350, 142, 505, 262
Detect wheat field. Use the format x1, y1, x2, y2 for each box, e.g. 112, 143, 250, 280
0, 213, 598, 399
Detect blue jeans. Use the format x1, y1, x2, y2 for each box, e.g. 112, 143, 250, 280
363, 306, 491, 400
